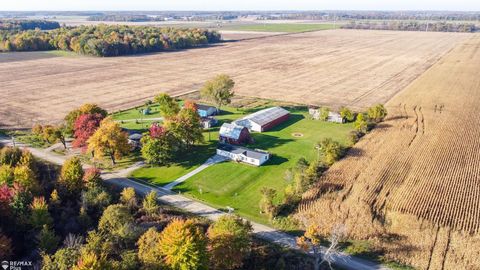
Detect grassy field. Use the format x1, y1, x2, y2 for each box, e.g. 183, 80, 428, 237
128, 102, 354, 224
225, 23, 337, 33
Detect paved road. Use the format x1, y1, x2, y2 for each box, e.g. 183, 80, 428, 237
0, 136, 389, 270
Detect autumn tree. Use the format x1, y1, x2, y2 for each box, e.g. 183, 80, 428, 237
154, 93, 180, 118
340, 107, 355, 122
208, 215, 253, 270
137, 227, 163, 269
316, 138, 343, 165
14, 165, 37, 191
72, 113, 104, 150
159, 218, 208, 270
164, 107, 203, 149
98, 204, 136, 242
354, 113, 368, 133
87, 118, 130, 165
259, 187, 277, 219
57, 157, 84, 198
0, 147, 22, 167
65, 103, 108, 134
0, 165, 14, 186
142, 190, 158, 217
297, 224, 346, 270
82, 168, 102, 188
149, 122, 166, 138
120, 187, 137, 210
30, 196, 53, 229
35, 124, 66, 148
200, 74, 235, 109
140, 132, 177, 165
184, 100, 199, 111
367, 104, 388, 123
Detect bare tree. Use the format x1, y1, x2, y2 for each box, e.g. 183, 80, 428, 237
297, 223, 347, 270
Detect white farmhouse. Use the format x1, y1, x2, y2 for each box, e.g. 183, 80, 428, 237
216, 144, 270, 166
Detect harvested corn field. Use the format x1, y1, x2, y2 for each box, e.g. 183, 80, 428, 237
297, 35, 480, 269
0, 30, 468, 128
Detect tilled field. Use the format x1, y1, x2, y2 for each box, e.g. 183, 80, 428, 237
0, 30, 468, 128
297, 35, 480, 269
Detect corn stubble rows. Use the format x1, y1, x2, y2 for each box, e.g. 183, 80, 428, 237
297, 35, 480, 269
0, 30, 466, 128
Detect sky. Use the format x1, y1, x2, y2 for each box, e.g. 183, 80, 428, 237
1, 0, 479, 12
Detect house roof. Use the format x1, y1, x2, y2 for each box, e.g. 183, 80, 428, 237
218, 144, 268, 160
197, 104, 216, 111
237, 107, 289, 126
219, 123, 246, 140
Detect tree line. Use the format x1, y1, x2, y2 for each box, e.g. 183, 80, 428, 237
87, 15, 165, 22
0, 24, 222, 56
0, 19, 60, 31
341, 21, 478, 33
0, 146, 311, 269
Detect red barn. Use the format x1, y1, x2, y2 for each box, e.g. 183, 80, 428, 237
219, 123, 252, 145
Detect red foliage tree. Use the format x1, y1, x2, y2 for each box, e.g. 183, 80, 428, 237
72, 113, 104, 150
0, 184, 14, 220
183, 100, 198, 111
0, 184, 14, 203
149, 123, 166, 139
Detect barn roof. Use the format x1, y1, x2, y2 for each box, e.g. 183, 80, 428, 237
238, 107, 289, 126
197, 104, 216, 111
219, 123, 246, 140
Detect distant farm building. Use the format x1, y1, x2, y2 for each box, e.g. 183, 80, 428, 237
201, 117, 218, 129
216, 144, 270, 166
308, 107, 345, 123
197, 104, 218, 117
235, 106, 290, 132
327, 112, 345, 123
219, 123, 252, 145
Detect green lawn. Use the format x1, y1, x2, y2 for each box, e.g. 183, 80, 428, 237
172, 110, 353, 224
112, 104, 163, 121
225, 23, 337, 33
130, 103, 354, 225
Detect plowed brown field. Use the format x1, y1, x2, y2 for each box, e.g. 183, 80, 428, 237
297, 35, 480, 269
0, 30, 468, 128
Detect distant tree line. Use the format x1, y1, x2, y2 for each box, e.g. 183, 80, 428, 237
341, 21, 478, 33
257, 11, 480, 22
87, 15, 164, 22
0, 24, 222, 56
0, 20, 60, 31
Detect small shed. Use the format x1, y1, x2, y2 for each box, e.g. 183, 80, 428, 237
327, 112, 345, 123
219, 123, 252, 145
197, 104, 218, 117
216, 144, 270, 166
201, 117, 218, 129
127, 133, 143, 149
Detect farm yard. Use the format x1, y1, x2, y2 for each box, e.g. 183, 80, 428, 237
123, 100, 354, 224
0, 30, 469, 129
297, 35, 480, 269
